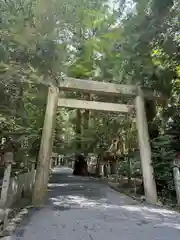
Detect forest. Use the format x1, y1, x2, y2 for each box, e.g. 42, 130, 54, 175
0, 0, 180, 206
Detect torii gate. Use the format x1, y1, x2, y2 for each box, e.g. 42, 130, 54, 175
32, 77, 158, 205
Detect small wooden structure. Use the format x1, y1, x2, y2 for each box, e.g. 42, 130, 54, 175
33, 77, 158, 205
51, 152, 58, 167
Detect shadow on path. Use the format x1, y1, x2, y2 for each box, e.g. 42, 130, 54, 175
3, 167, 180, 240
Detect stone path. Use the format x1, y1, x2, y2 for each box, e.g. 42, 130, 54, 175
3, 167, 180, 239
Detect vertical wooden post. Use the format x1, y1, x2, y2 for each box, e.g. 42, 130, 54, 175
0, 151, 13, 208
32, 85, 59, 205
173, 158, 180, 206
82, 93, 90, 155
0, 163, 12, 208
76, 109, 82, 152
135, 87, 158, 204
58, 155, 62, 166
31, 161, 35, 188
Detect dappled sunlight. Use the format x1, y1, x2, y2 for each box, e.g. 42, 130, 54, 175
121, 205, 180, 229
121, 205, 166, 222
48, 183, 87, 188
50, 194, 120, 209
52, 167, 73, 174
4, 207, 31, 236
50, 193, 180, 231
121, 205, 178, 217
121, 205, 142, 212
48, 167, 180, 233
143, 206, 177, 216
155, 222, 180, 230
0, 236, 12, 240
48, 183, 69, 187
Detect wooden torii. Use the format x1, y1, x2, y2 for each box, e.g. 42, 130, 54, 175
32, 77, 158, 205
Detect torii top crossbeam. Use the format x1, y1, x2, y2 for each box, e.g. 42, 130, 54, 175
59, 77, 156, 99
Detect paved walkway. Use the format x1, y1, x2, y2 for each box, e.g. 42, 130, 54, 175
3, 167, 180, 239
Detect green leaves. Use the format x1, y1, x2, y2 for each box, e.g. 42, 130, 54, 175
0, 0, 179, 197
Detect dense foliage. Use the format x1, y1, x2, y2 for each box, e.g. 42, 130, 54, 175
0, 0, 180, 201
